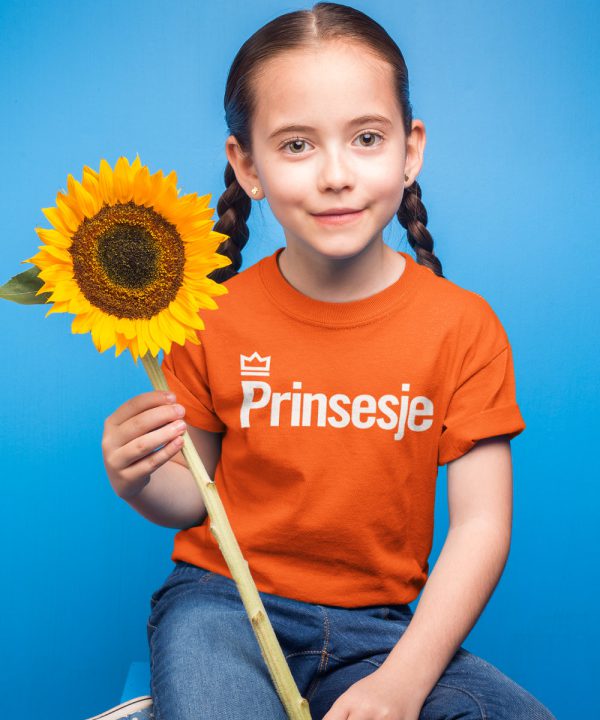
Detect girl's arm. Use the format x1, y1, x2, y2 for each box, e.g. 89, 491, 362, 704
378, 435, 513, 714
123, 425, 222, 529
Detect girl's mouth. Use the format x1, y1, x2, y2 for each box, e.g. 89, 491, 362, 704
311, 209, 364, 226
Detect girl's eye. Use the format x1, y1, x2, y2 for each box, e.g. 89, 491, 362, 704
355, 131, 384, 147
280, 131, 384, 155
282, 137, 309, 154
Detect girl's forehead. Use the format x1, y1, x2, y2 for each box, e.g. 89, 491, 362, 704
252, 44, 400, 133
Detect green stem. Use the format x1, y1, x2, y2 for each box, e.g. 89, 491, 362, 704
140, 351, 312, 719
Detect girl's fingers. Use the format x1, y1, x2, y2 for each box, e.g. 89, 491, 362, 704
109, 390, 175, 427
114, 417, 187, 470
119, 435, 185, 489
117, 402, 185, 447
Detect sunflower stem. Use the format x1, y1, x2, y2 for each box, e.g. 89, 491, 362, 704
140, 351, 312, 720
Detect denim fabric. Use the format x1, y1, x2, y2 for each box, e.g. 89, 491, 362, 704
147, 561, 556, 720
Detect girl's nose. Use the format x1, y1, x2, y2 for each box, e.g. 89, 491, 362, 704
317, 151, 355, 193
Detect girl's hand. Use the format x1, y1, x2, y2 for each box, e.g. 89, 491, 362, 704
102, 390, 187, 500
321, 666, 422, 720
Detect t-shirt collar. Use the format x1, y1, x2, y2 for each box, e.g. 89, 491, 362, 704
258, 246, 419, 327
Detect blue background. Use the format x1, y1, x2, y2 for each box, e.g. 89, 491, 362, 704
1, 1, 597, 718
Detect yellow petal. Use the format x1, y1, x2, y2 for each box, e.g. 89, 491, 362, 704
129, 339, 140, 363
99, 314, 118, 353
35, 243, 73, 265
68, 173, 100, 218
81, 167, 102, 208
48, 279, 80, 303
157, 308, 185, 345
114, 332, 129, 357
113, 156, 133, 204
42, 206, 72, 237
99, 158, 116, 206
149, 314, 171, 355
132, 166, 152, 206
82, 164, 99, 181
35, 226, 72, 250
38, 265, 73, 283
45, 301, 70, 317
66, 294, 92, 314
55, 191, 83, 232
135, 318, 149, 356
115, 316, 137, 339
130, 154, 142, 176
169, 298, 205, 329
72, 313, 93, 334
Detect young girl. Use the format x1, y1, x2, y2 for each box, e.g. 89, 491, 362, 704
100, 3, 556, 719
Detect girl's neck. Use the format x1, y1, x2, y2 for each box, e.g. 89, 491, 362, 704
276, 241, 406, 303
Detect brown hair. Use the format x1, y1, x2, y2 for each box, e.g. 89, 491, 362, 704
209, 1, 444, 283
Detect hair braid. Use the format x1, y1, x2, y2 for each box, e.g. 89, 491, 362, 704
208, 161, 252, 284
397, 180, 444, 278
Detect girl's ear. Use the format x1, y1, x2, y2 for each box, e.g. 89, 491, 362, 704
404, 120, 426, 185
225, 135, 261, 199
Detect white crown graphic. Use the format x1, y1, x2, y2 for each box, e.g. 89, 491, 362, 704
240, 352, 271, 377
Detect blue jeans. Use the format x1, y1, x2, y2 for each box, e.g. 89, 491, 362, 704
147, 561, 556, 719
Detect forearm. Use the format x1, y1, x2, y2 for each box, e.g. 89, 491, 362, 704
124, 457, 208, 530
380, 520, 510, 710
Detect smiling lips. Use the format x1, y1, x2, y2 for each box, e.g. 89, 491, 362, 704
312, 208, 365, 225
313, 207, 362, 215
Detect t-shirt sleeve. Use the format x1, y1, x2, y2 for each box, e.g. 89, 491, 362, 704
437, 298, 526, 466
161, 338, 227, 433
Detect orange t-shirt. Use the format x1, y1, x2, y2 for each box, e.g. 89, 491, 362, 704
161, 247, 526, 607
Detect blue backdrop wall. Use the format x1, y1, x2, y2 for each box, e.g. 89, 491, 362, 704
0, 1, 597, 718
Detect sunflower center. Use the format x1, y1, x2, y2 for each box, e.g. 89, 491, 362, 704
98, 223, 158, 288
70, 202, 186, 319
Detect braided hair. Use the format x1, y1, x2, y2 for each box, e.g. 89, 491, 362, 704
209, 1, 444, 284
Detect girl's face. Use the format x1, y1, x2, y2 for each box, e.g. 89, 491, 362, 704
227, 41, 424, 262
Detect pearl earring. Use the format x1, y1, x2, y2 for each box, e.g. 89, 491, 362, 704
251, 186, 259, 196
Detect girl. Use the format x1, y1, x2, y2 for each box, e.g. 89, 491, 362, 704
99, 3, 556, 719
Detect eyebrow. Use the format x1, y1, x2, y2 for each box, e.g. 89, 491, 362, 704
267, 114, 393, 140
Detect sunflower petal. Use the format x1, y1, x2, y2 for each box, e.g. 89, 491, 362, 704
68, 173, 100, 218
47, 279, 80, 303
99, 314, 117, 353
35, 226, 72, 250
67, 294, 92, 314
149, 314, 171, 355
132, 166, 152, 206
99, 158, 116, 206
114, 332, 129, 357
141, 319, 162, 356
42, 206, 72, 237
38, 265, 73, 283
169, 297, 205, 329
114, 156, 133, 204
147, 314, 164, 347
82, 164, 99, 181
115, 316, 137, 339
72, 312, 93, 334
158, 308, 185, 346
135, 318, 149, 356
81, 167, 102, 208
45, 301, 70, 317
129, 340, 140, 363
130, 154, 142, 176
55, 191, 83, 233
42, 243, 73, 264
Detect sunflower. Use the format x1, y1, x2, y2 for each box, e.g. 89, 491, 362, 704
22, 155, 231, 361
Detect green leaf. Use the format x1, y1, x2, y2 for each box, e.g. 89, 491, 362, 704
0, 266, 52, 305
